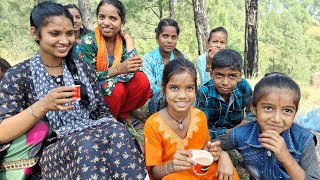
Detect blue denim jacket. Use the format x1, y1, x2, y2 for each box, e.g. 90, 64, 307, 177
225, 121, 316, 180
196, 78, 255, 139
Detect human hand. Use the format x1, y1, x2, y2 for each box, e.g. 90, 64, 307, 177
258, 130, 291, 163
205, 47, 219, 72
203, 141, 221, 161
118, 56, 142, 74
120, 27, 131, 41
168, 149, 194, 173
216, 151, 234, 180
40, 86, 77, 112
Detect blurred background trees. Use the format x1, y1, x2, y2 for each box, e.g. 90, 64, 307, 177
1, 0, 319, 83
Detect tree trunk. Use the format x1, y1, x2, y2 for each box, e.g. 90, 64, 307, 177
244, 0, 258, 78
192, 0, 210, 55
158, 0, 163, 19
78, 0, 93, 30
169, 0, 175, 19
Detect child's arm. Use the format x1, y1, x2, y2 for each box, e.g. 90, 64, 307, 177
295, 138, 320, 179
151, 149, 194, 179
259, 130, 305, 180
203, 140, 237, 179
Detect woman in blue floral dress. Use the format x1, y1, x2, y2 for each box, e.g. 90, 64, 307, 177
0, 2, 148, 179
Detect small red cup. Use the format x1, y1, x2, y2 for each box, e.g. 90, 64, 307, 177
191, 150, 213, 176
71, 85, 81, 101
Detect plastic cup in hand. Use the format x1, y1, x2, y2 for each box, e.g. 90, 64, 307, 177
71, 85, 81, 101
191, 150, 213, 176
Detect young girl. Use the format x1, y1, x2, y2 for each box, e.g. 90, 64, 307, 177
142, 18, 185, 114
144, 57, 239, 179
0, 2, 148, 179
78, 0, 151, 128
217, 72, 320, 179
64, 4, 90, 58
197, 27, 228, 86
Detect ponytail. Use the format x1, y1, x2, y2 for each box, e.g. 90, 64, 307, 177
65, 49, 90, 106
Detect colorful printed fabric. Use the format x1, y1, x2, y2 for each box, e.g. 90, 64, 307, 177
0, 121, 51, 180
40, 120, 148, 179
77, 31, 137, 96
144, 107, 239, 179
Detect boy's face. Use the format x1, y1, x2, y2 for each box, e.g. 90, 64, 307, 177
210, 67, 242, 101
251, 88, 297, 134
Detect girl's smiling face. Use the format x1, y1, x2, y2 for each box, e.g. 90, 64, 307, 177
164, 71, 196, 114
251, 87, 297, 134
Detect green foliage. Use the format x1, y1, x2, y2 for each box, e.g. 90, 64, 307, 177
0, 0, 320, 83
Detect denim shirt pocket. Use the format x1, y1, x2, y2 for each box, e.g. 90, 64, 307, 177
240, 148, 267, 179
273, 160, 291, 179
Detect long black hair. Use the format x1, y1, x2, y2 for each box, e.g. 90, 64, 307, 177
64, 4, 90, 37
30, 1, 89, 106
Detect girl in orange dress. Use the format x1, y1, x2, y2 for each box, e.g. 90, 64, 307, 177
144, 57, 240, 180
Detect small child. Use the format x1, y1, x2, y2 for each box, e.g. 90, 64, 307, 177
196, 49, 255, 139
197, 27, 228, 86
144, 57, 239, 179
217, 72, 320, 179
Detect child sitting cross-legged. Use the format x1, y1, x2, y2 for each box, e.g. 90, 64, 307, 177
144, 57, 240, 179
216, 72, 320, 179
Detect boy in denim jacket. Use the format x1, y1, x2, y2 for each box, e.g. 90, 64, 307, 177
217, 73, 320, 179
196, 49, 255, 139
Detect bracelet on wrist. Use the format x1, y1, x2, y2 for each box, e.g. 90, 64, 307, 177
29, 106, 39, 119
165, 161, 171, 175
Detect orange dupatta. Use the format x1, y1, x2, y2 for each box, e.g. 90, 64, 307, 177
95, 27, 123, 72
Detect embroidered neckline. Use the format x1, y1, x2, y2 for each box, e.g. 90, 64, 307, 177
154, 107, 201, 149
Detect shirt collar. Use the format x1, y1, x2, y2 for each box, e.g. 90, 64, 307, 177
155, 47, 175, 61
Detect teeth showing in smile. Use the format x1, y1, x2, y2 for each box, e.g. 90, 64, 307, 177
176, 102, 187, 106
57, 47, 67, 51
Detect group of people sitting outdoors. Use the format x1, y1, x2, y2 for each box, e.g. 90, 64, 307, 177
0, 0, 319, 179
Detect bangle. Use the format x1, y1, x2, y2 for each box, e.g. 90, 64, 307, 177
165, 161, 171, 175
29, 106, 39, 119
116, 66, 120, 74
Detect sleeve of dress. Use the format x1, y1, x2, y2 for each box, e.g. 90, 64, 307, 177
144, 118, 163, 167
0, 66, 26, 147
240, 79, 255, 121
0, 67, 26, 123
79, 34, 110, 81
142, 53, 160, 94
299, 139, 320, 179
198, 110, 211, 144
